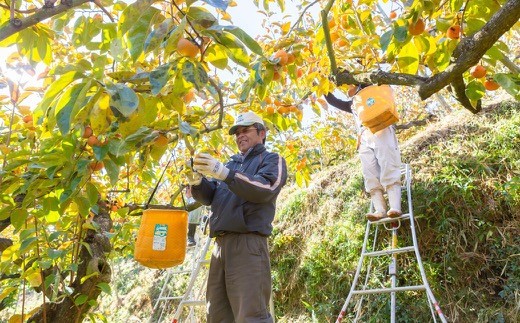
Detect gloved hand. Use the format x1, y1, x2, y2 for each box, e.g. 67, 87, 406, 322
186, 170, 202, 186
192, 153, 229, 181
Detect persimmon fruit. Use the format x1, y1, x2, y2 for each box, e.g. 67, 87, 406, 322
87, 135, 101, 147
22, 115, 33, 123
154, 134, 169, 147
447, 25, 461, 39
274, 50, 289, 66
177, 38, 199, 58
89, 161, 104, 171
484, 80, 500, 91
470, 65, 486, 78
408, 18, 425, 36
389, 11, 397, 19
82, 126, 93, 138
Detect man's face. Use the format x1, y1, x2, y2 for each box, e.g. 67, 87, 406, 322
234, 125, 265, 153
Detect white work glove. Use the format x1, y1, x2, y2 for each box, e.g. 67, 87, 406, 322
186, 170, 202, 186
192, 153, 229, 181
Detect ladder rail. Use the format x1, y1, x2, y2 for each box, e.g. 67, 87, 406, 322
172, 235, 212, 322
406, 165, 447, 323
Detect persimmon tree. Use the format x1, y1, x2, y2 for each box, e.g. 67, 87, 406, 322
0, 0, 518, 321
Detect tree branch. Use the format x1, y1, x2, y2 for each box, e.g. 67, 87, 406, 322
332, 0, 520, 113
0, 0, 91, 42
418, 0, 520, 100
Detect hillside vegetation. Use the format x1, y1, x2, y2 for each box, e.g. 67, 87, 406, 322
270, 101, 520, 322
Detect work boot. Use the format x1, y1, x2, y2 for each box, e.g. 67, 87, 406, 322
366, 189, 387, 221
386, 184, 402, 218
187, 223, 197, 247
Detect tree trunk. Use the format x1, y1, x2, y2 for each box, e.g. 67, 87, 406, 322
28, 200, 113, 323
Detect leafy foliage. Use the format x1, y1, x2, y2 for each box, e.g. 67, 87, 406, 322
0, 0, 519, 320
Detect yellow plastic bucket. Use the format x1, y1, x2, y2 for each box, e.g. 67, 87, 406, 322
353, 85, 399, 133
134, 209, 188, 269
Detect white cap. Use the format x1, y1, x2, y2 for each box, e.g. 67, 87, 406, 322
228, 111, 265, 135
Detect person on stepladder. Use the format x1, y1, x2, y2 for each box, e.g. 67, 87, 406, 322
325, 85, 402, 221
185, 186, 204, 247
186, 111, 288, 323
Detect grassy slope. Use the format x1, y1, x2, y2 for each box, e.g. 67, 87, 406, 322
271, 101, 520, 322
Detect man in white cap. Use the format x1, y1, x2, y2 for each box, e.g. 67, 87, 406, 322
188, 111, 287, 323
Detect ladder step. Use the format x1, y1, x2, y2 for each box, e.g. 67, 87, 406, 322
363, 246, 415, 257
352, 285, 426, 295
369, 213, 410, 224
179, 300, 205, 306
156, 296, 183, 301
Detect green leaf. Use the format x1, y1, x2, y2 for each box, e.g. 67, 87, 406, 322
20, 237, 38, 254
126, 7, 160, 62
47, 248, 65, 260
180, 121, 197, 135
206, 30, 250, 68
380, 30, 393, 52
103, 158, 120, 186
97, 282, 112, 294
205, 43, 229, 69
86, 182, 100, 205
39, 71, 85, 113
10, 209, 28, 231
55, 83, 87, 135
494, 73, 520, 100
76, 196, 91, 217
186, 6, 218, 29
144, 18, 173, 53
465, 80, 485, 101
202, 0, 228, 10
150, 63, 173, 95
163, 18, 188, 55
181, 61, 209, 91
75, 294, 88, 305
107, 83, 139, 118
209, 25, 263, 56
393, 25, 408, 43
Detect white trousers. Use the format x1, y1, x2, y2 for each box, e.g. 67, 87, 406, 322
358, 126, 401, 192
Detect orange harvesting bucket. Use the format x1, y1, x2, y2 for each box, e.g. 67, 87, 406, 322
134, 209, 188, 269
353, 85, 399, 133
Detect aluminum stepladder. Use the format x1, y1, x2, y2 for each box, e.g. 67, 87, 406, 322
336, 164, 447, 323
150, 217, 212, 323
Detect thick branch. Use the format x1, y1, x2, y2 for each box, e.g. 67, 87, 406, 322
0, 0, 91, 42
418, 0, 520, 100
335, 69, 427, 87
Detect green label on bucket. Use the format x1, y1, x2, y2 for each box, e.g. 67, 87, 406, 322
366, 97, 375, 107
153, 224, 168, 251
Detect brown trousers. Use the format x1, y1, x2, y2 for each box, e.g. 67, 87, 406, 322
206, 233, 273, 323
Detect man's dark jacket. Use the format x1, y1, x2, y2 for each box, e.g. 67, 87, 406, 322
191, 143, 287, 237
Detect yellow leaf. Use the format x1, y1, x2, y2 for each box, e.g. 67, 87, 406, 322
221, 11, 232, 22
26, 270, 42, 288
0, 287, 17, 302
281, 22, 291, 35
8, 314, 23, 323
